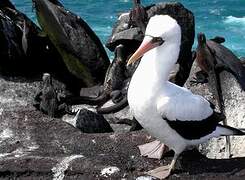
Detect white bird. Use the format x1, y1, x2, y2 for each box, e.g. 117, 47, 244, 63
127, 15, 245, 179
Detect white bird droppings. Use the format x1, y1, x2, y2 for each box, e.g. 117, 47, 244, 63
0, 128, 13, 142
0, 108, 3, 115
52, 155, 84, 180
100, 166, 120, 177
136, 176, 155, 180
118, 12, 129, 20
0, 153, 11, 158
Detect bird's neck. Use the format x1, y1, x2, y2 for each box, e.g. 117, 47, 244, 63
135, 42, 180, 86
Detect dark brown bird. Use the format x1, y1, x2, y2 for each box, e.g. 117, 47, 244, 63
128, 0, 147, 33
195, 32, 245, 157
195, 33, 245, 92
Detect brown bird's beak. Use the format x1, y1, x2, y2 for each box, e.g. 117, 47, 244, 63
127, 36, 158, 66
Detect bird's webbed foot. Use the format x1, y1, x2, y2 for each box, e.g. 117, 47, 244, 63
147, 153, 179, 179
138, 140, 169, 159
147, 164, 172, 179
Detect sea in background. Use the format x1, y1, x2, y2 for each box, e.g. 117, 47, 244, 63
11, 0, 245, 60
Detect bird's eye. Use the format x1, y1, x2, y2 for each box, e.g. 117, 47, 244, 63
145, 35, 165, 46
152, 37, 164, 45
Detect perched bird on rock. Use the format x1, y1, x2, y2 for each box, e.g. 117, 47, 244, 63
193, 32, 245, 157
34, 73, 74, 118
129, 0, 147, 33
127, 15, 245, 179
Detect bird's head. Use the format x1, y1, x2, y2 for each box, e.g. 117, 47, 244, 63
197, 33, 206, 47
127, 15, 181, 66
42, 73, 52, 85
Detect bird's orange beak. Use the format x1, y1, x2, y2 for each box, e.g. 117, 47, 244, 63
127, 37, 157, 66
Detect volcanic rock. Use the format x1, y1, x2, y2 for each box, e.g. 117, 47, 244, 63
33, 0, 110, 87
75, 109, 113, 133
0, 0, 87, 94
1, 73, 245, 179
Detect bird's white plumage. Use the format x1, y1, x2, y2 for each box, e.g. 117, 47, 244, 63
128, 15, 223, 153
145, 15, 181, 42
157, 82, 213, 121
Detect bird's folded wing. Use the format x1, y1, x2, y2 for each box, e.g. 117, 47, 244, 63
163, 112, 224, 140
157, 93, 213, 121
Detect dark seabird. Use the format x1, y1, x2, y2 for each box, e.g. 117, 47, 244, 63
128, 0, 147, 33
21, 20, 29, 54
194, 33, 245, 157
64, 44, 127, 107
34, 73, 74, 117
195, 33, 245, 90
38, 73, 58, 117
127, 15, 245, 179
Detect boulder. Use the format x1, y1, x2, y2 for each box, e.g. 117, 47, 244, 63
0, 0, 60, 75
75, 109, 114, 133
0, 0, 86, 94
33, 0, 110, 87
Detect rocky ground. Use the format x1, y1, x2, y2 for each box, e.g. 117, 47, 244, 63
0, 65, 245, 180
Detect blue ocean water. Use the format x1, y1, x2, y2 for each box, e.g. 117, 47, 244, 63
11, 0, 245, 59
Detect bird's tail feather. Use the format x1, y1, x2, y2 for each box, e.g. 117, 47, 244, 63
217, 124, 245, 136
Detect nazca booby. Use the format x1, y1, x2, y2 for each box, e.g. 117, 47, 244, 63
127, 15, 245, 179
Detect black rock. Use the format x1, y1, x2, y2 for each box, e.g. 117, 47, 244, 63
0, 0, 101, 94
33, 0, 110, 87
75, 109, 114, 133
210, 36, 225, 44
79, 85, 104, 98
0, 0, 61, 76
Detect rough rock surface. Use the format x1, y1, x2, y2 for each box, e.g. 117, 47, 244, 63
0, 0, 89, 94
185, 62, 245, 159
75, 109, 114, 133
1, 73, 245, 179
34, 0, 110, 87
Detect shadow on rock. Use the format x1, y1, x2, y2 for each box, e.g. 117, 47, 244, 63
178, 149, 245, 176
